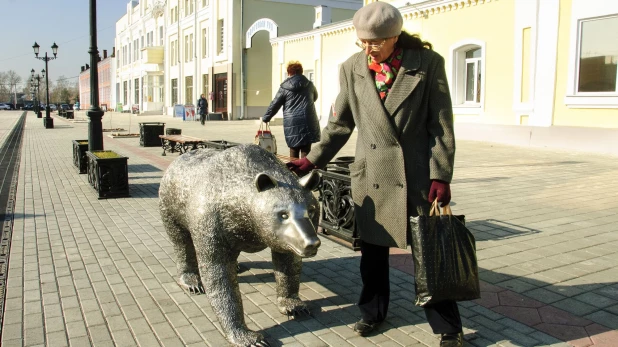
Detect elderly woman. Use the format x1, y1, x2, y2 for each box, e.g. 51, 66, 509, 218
286, 2, 462, 346
262, 61, 320, 159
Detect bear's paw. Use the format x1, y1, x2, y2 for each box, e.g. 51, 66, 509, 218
277, 296, 310, 317
177, 273, 205, 295
229, 330, 270, 347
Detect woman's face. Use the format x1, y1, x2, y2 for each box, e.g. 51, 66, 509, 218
360, 36, 398, 63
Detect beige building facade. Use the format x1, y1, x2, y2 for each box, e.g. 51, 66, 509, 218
271, 0, 618, 155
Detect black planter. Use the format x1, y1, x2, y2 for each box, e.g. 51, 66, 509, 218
317, 164, 360, 250
72, 140, 89, 174
86, 150, 130, 199
43, 117, 54, 129
139, 122, 165, 147
37, 111, 42, 118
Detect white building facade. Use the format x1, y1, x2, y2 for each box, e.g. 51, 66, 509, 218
115, 0, 361, 119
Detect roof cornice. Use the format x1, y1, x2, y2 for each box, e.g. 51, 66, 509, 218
271, 0, 496, 44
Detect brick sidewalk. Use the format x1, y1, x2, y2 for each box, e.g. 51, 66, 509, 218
1, 112, 617, 347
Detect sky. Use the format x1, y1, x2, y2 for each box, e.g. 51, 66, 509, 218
0, 0, 131, 87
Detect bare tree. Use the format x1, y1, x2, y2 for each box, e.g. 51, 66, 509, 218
0, 72, 9, 102
6, 70, 22, 107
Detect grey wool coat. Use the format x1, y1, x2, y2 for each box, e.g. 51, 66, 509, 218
306, 48, 456, 249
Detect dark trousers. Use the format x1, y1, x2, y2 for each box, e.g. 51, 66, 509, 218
200, 113, 207, 125
289, 144, 312, 159
358, 241, 462, 334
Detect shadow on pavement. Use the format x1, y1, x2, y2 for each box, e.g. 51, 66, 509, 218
237, 250, 617, 346
129, 163, 163, 173
128, 182, 160, 198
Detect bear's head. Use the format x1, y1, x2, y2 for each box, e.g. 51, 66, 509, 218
252, 171, 321, 257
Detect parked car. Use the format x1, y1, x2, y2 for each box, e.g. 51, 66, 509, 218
0, 103, 11, 110
74, 102, 80, 111
49, 104, 57, 111
60, 104, 70, 111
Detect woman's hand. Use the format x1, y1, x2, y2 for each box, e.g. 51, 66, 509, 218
428, 180, 451, 206
286, 157, 316, 177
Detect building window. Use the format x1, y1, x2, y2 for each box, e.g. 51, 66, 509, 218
202, 74, 209, 96
185, 76, 193, 104
464, 48, 482, 103
171, 78, 178, 104
218, 19, 225, 54
450, 40, 486, 113
305, 70, 315, 83
128, 43, 131, 63
202, 28, 209, 58
159, 26, 164, 46
202, 0, 209, 7
577, 16, 618, 93
123, 81, 128, 105
185, 0, 194, 16
190, 33, 194, 61
134, 78, 139, 105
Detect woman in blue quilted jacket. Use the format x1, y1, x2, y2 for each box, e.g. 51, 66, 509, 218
262, 61, 320, 159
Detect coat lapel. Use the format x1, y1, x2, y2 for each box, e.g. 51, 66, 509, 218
353, 53, 399, 141
384, 49, 422, 117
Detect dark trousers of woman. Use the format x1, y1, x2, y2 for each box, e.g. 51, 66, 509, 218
358, 241, 462, 334
289, 144, 312, 159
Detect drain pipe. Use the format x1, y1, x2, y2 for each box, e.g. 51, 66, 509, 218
239, 0, 245, 120
194, 0, 198, 106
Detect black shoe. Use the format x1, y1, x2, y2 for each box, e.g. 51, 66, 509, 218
353, 319, 383, 336
440, 332, 463, 347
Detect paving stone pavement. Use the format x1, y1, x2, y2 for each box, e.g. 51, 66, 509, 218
1, 111, 617, 347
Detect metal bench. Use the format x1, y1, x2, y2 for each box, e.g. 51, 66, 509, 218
159, 134, 206, 155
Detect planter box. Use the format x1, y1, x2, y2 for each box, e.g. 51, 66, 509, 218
86, 150, 130, 199
72, 140, 89, 174
139, 122, 165, 147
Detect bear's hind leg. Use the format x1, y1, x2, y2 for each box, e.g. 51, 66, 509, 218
162, 215, 204, 294
272, 251, 310, 317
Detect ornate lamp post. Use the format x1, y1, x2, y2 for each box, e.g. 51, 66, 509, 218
87, 0, 104, 151
30, 68, 45, 118
32, 41, 58, 129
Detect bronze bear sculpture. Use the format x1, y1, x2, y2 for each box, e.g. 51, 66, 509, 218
159, 144, 321, 347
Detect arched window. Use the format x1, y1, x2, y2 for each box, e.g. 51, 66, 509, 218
450, 40, 486, 114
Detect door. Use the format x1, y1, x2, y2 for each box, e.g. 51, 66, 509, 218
214, 73, 227, 113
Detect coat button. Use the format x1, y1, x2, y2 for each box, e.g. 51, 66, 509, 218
398, 183, 404, 188
373, 184, 379, 189
370, 144, 376, 149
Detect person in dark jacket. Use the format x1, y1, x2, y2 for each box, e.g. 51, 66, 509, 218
198, 94, 208, 125
262, 61, 320, 159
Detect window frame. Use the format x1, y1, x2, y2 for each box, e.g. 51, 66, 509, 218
565, 0, 618, 108
449, 40, 486, 115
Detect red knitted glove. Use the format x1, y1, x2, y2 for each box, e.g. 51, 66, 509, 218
428, 180, 451, 207
286, 157, 316, 177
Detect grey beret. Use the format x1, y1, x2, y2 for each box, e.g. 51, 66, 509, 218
353, 2, 403, 40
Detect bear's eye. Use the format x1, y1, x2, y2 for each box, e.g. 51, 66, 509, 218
279, 212, 289, 220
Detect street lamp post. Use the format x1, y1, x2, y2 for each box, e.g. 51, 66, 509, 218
32, 41, 58, 129
30, 68, 45, 118
87, 0, 104, 151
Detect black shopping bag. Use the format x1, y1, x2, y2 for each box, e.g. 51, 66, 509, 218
409, 200, 480, 306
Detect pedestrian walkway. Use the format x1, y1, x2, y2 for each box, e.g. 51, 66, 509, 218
1, 111, 617, 347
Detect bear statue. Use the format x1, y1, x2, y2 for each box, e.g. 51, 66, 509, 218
159, 144, 322, 347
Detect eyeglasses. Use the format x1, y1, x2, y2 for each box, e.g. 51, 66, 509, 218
355, 39, 386, 52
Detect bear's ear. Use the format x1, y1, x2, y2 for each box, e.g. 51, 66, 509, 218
254, 173, 278, 192
299, 170, 321, 191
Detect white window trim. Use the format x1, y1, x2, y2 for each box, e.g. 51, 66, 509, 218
565, 0, 618, 108
449, 39, 486, 115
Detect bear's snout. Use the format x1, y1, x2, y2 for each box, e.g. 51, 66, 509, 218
278, 215, 321, 258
